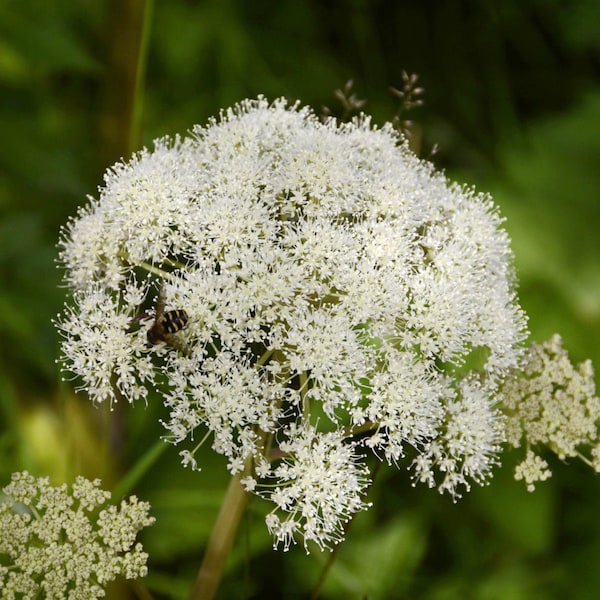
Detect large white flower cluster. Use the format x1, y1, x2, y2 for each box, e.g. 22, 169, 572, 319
57, 97, 526, 550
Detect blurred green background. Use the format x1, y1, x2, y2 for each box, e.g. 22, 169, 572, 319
1, 0, 599, 598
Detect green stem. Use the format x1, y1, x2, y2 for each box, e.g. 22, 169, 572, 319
299, 371, 309, 417
188, 471, 250, 600
130, 0, 154, 153
257, 348, 274, 367
135, 260, 173, 279
119, 255, 190, 279
310, 539, 341, 600
343, 420, 378, 438
112, 438, 169, 501
576, 449, 593, 469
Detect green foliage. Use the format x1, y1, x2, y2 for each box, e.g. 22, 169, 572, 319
488, 91, 600, 367
0, 0, 598, 598
0, 0, 100, 390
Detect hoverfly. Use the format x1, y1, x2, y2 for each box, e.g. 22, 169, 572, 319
133, 284, 189, 352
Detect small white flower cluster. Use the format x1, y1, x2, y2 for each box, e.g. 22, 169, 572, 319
0, 471, 155, 598
501, 334, 600, 490
57, 97, 526, 549
411, 376, 505, 495
257, 422, 371, 551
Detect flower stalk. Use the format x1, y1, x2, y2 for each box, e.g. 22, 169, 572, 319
189, 471, 250, 600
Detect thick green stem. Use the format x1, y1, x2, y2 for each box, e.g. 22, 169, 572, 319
188, 471, 249, 600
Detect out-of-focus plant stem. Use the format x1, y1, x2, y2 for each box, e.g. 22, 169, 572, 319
188, 471, 250, 600
101, 0, 153, 166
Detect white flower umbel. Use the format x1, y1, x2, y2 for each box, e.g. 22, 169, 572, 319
0, 471, 155, 598
57, 97, 527, 548
411, 375, 505, 498
258, 422, 371, 552
501, 334, 600, 489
